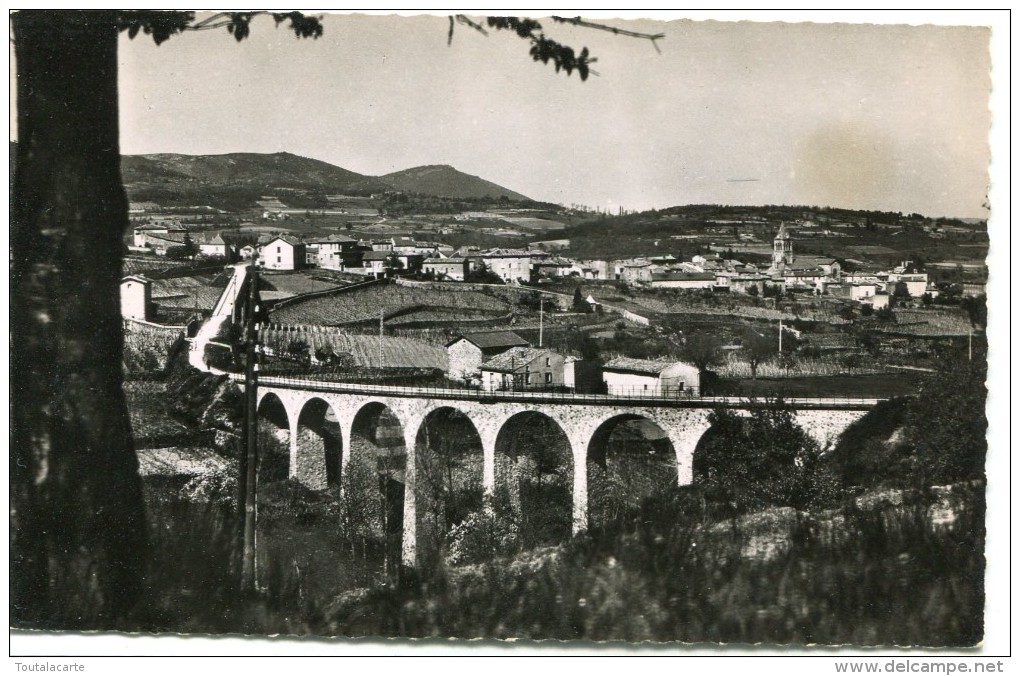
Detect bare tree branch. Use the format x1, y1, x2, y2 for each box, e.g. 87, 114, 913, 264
551, 15, 665, 53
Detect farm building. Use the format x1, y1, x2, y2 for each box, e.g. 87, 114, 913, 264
602, 357, 700, 397
120, 275, 152, 321
479, 347, 566, 392
446, 330, 530, 381
262, 235, 305, 271
424, 257, 469, 281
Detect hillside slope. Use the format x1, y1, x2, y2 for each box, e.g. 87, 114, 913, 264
380, 164, 531, 201
121, 151, 390, 194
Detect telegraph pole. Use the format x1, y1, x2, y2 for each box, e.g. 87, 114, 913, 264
539, 298, 544, 348
379, 309, 384, 366
778, 319, 783, 353
240, 258, 260, 593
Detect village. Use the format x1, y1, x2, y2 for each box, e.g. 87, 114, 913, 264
121, 203, 985, 403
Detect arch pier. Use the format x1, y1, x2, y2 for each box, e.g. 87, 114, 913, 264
254, 382, 874, 567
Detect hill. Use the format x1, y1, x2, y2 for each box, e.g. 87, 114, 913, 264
380, 164, 531, 202
117, 151, 531, 209
122, 151, 385, 191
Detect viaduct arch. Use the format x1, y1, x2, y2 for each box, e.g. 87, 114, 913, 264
254, 382, 873, 567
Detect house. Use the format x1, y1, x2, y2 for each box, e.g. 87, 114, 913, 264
424, 257, 469, 281
197, 233, 229, 258
362, 250, 394, 278
304, 244, 319, 267
849, 282, 879, 302
730, 274, 768, 295
132, 223, 187, 248
141, 231, 189, 256
864, 292, 890, 310
479, 249, 534, 283
120, 275, 152, 321
620, 261, 654, 285
238, 244, 257, 260
261, 235, 305, 271
394, 253, 424, 275
446, 330, 530, 381
890, 273, 929, 297
602, 357, 700, 397
479, 347, 566, 391
312, 235, 355, 269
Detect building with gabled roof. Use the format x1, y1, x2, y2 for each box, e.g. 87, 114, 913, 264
445, 330, 530, 381
479, 346, 566, 391
261, 235, 306, 270
120, 275, 153, 320
602, 357, 700, 397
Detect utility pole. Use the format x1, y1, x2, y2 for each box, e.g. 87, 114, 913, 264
379, 309, 384, 366
968, 328, 972, 361
778, 319, 783, 354
240, 258, 260, 594
539, 297, 544, 348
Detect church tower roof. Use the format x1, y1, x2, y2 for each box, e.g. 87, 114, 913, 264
775, 222, 790, 240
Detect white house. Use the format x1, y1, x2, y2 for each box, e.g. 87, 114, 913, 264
602, 357, 701, 397
120, 275, 152, 321
479, 249, 534, 283
479, 347, 566, 392
261, 235, 305, 271
197, 233, 228, 258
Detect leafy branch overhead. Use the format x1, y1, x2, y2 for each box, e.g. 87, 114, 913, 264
118, 10, 663, 82
117, 10, 323, 45
455, 15, 664, 81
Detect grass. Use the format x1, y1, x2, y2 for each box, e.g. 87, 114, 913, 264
715, 374, 922, 399
126, 468, 984, 646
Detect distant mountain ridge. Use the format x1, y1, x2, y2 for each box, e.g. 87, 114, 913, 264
380, 164, 531, 201
116, 150, 531, 204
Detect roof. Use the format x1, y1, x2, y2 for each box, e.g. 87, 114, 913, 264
603, 357, 693, 376
480, 347, 557, 373
480, 248, 532, 258
265, 235, 304, 247
446, 330, 529, 350
314, 234, 357, 244
425, 257, 466, 264
775, 223, 790, 240
121, 275, 151, 285
362, 251, 392, 261
650, 272, 716, 282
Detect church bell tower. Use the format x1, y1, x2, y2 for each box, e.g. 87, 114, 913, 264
773, 223, 793, 271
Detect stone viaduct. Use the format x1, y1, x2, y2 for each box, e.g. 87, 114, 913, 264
246, 375, 878, 567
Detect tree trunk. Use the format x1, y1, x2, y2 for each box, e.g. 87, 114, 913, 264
11, 11, 147, 629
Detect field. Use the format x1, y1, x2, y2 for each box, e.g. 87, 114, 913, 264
270, 284, 510, 326
715, 373, 922, 399
261, 326, 447, 369
876, 308, 973, 337
259, 271, 344, 298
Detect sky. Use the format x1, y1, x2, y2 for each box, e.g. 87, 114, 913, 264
9, 11, 994, 218
109, 11, 994, 219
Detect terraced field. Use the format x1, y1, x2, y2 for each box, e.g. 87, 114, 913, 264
270, 284, 509, 326
876, 309, 973, 336
261, 326, 447, 369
